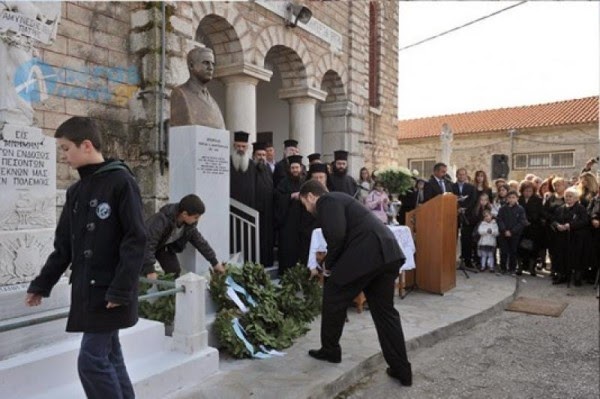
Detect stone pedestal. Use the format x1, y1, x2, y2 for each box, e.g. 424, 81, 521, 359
168, 125, 230, 275
168, 125, 230, 335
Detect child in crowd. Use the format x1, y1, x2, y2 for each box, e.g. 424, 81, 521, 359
497, 190, 528, 274
477, 210, 499, 272
365, 180, 389, 224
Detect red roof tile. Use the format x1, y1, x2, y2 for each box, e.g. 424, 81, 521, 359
398, 96, 599, 140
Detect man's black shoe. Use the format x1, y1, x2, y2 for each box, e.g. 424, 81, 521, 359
386, 367, 412, 386
308, 348, 341, 363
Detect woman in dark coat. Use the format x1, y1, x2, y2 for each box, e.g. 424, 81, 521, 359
586, 193, 600, 283
517, 181, 544, 276
551, 187, 589, 286
543, 177, 566, 279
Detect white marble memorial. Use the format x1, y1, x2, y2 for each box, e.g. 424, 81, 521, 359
169, 125, 230, 276
168, 125, 230, 344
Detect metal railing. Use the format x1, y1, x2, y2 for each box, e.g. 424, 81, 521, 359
230, 198, 260, 263
0, 278, 185, 333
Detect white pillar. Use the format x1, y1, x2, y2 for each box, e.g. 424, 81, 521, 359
216, 63, 272, 144
279, 86, 327, 157
222, 75, 259, 143
289, 97, 318, 156
171, 272, 208, 354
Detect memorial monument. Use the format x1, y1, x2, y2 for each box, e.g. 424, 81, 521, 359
169, 47, 229, 312
0, 1, 64, 358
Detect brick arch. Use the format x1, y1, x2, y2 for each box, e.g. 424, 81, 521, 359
192, 3, 251, 66
316, 53, 348, 94
264, 45, 307, 89
253, 25, 315, 88
320, 70, 347, 102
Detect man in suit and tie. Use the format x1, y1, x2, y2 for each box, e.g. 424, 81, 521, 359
453, 168, 477, 268
424, 162, 453, 202
299, 180, 412, 386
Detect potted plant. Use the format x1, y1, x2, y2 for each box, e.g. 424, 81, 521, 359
374, 166, 415, 200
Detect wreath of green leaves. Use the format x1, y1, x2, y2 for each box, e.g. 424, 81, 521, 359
210, 263, 322, 359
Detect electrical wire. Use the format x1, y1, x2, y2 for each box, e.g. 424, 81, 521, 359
399, 1, 528, 52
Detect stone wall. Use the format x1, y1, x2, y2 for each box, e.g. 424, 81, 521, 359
28, 1, 400, 214
397, 123, 600, 181
30, 1, 143, 193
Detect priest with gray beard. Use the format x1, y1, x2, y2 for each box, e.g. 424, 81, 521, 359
230, 131, 256, 208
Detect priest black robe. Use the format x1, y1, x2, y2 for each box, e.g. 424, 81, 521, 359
255, 162, 274, 267
273, 158, 289, 188
230, 158, 256, 208
329, 173, 358, 197
274, 176, 304, 275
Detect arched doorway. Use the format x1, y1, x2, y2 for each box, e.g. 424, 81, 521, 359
256, 45, 308, 156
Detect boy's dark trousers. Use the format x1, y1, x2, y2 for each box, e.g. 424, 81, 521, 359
155, 245, 182, 277
78, 330, 135, 399
498, 234, 520, 272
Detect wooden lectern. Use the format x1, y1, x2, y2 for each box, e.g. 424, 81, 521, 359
405, 193, 457, 294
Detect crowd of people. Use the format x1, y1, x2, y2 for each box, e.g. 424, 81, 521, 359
228, 130, 599, 288
402, 161, 599, 288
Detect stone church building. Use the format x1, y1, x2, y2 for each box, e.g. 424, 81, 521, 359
26, 1, 400, 213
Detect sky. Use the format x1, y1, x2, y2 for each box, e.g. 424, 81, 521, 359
397, 1, 600, 120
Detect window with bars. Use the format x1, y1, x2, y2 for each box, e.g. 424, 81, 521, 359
409, 159, 436, 178
512, 151, 574, 169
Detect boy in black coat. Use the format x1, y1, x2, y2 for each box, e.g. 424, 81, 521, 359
26, 117, 147, 399
141, 194, 225, 279
497, 190, 528, 274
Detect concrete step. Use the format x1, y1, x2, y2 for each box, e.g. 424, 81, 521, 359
24, 347, 219, 399
0, 318, 167, 398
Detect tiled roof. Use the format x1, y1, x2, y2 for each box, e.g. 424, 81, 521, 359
398, 96, 599, 140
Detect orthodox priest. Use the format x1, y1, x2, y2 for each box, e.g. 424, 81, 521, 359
329, 150, 358, 197
230, 131, 256, 208
274, 155, 305, 276
253, 141, 274, 267
273, 139, 299, 188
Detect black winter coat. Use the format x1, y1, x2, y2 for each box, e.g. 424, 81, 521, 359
141, 204, 218, 275
519, 195, 544, 251
497, 203, 528, 236
28, 160, 147, 333
316, 192, 405, 286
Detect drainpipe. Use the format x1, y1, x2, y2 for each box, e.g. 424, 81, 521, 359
158, 1, 167, 175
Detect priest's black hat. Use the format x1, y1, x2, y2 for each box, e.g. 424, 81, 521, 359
307, 153, 321, 162
233, 131, 250, 143
309, 163, 328, 174
253, 142, 267, 152
287, 155, 303, 166
284, 139, 298, 148
334, 150, 349, 161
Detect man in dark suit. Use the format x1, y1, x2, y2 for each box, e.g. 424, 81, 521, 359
299, 180, 412, 386
424, 162, 453, 202
452, 168, 477, 268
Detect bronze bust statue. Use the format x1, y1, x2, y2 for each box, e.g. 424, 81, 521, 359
170, 47, 226, 129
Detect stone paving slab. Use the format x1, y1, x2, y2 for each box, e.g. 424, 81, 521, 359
167, 272, 517, 399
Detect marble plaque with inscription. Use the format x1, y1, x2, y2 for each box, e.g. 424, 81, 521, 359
168, 125, 230, 276
0, 124, 56, 285
0, 124, 56, 230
